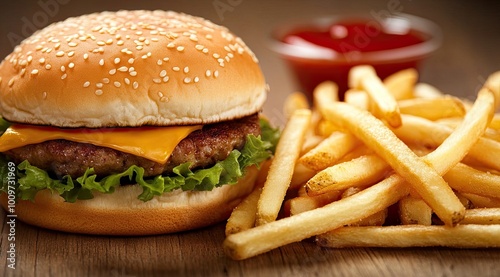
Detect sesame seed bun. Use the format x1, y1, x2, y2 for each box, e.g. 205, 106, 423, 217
0, 10, 267, 127
0, 166, 258, 235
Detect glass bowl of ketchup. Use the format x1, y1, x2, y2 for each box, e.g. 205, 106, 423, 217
270, 13, 442, 101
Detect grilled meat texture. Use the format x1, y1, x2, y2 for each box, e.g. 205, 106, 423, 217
6, 114, 260, 178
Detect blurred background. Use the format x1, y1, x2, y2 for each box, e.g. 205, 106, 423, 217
1, 0, 499, 124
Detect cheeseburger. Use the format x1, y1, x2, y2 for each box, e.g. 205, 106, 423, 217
0, 10, 277, 235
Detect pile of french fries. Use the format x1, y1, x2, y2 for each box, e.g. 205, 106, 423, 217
223, 65, 500, 260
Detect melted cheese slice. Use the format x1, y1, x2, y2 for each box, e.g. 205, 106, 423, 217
0, 124, 202, 164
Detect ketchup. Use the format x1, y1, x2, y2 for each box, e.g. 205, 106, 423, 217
278, 18, 432, 100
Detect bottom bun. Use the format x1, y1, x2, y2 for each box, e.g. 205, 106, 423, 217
1, 166, 258, 236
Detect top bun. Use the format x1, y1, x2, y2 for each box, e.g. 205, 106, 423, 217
0, 10, 267, 127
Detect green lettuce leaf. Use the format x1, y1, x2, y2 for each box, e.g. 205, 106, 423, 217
0, 119, 280, 203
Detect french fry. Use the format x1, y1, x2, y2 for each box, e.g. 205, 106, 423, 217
398, 96, 466, 120
461, 193, 500, 208
413, 83, 444, 98
344, 89, 369, 110
316, 225, 500, 248
287, 190, 342, 215
316, 93, 464, 226
283, 92, 310, 120
289, 163, 317, 190
444, 163, 500, 199
383, 68, 418, 100
255, 109, 311, 226
395, 115, 500, 172
306, 154, 390, 195
225, 187, 262, 236
423, 84, 498, 174
399, 196, 433, 225
341, 187, 388, 226
461, 208, 500, 225
349, 65, 402, 127
223, 174, 410, 260
299, 131, 361, 171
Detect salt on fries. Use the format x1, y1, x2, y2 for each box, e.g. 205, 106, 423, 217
223, 68, 500, 260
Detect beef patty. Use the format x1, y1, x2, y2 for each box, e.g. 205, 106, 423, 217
5, 114, 260, 178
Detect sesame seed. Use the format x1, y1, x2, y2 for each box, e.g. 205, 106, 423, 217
163, 76, 169, 82
151, 38, 159, 42
195, 44, 204, 50
189, 34, 198, 42
160, 70, 167, 77
27, 56, 33, 63
218, 58, 224, 63
114, 58, 121, 64
213, 53, 220, 59
95, 89, 103, 95
56, 51, 65, 57
97, 41, 105, 46
158, 91, 163, 97
128, 58, 135, 64
214, 70, 219, 78
160, 97, 168, 102
20, 68, 26, 77
163, 57, 170, 62
183, 77, 191, 84
39, 58, 45, 64
130, 71, 137, 77
102, 78, 110, 84
205, 70, 211, 77
106, 39, 113, 45
61, 66, 66, 72
183, 66, 189, 73
68, 62, 75, 69
133, 81, 139, 89
124, 78, 130, 85
68, 42, 78, 47
54, 43, 61, 49
118, 66, 128, 72
153, 78, 161, 84
31, 69, 39, 75
202, 48, 209, 54
194, 77, 200, 83
8, 79, 14, 87
157, 60, 163, 66
136, 45, 143, 50
42, 91, 47, 99
45, 64, 52, 70
206, 34, 213, 40
141, 54, 148, 59
96, 83, 103, 88
109, 69, 117, 75
83, 53, 89, 60
117, 40, 124, 46
68, 51, 75, 57
176, 46, 185, 52
172, 66, 180, 72
114, 81, 121, 88
61, 73, 67, 80
83, 81, 90, 87
167, 42, 175, 48
99, 59, 104, 66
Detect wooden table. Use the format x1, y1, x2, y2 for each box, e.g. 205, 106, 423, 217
1, 1, 500, 276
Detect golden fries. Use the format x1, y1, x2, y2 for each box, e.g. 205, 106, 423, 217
223, 68, 500, 260
299, 131, 360, 171
255, 109, 311, 226
398, 96, 466, 120
224, 174, 410, 260
383, 68, 418, 100
349, 65, 402, 127
317, 225, 500, 248
283, 92, 309, 120
225, 187, 262, 236
306, 154, 390, 195
317, 96, 464, 226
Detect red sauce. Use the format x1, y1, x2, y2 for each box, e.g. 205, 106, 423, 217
278, 19, 431, 100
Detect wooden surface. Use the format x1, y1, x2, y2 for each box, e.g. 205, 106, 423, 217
1, 0, 500, 276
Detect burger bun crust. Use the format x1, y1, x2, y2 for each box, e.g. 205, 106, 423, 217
0, 166, 259, 235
